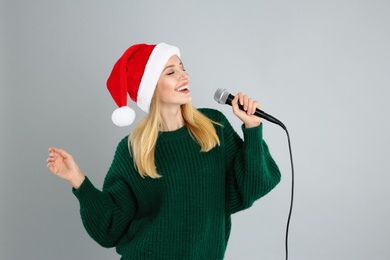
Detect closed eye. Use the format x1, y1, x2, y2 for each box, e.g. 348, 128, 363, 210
163, 62, 185, 75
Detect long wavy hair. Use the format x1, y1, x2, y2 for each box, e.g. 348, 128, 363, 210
129, 89, 220, 178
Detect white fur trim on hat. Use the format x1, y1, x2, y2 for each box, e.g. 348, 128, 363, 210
137, 43, 180, 113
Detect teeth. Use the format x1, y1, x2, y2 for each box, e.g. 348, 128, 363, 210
177, 86, 188, 91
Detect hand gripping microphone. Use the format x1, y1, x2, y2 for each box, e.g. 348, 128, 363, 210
213, 88, 286, 130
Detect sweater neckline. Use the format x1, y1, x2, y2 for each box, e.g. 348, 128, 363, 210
158, 125, 189, 141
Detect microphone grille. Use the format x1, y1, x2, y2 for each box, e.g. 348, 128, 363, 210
214, 88, 229, 104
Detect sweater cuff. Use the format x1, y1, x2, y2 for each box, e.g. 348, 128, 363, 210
72, 176, 101, 203
241, 122, 263, 143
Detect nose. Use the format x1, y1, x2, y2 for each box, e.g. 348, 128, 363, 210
179, 70, 188, 80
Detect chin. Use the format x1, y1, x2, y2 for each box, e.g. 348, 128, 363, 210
180, 99, 192, 107
185, 96, 192, 104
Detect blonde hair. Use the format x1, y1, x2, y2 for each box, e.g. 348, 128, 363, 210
129, 90, 220, 178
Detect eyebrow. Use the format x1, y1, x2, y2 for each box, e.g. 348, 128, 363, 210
163, 62, 183, 72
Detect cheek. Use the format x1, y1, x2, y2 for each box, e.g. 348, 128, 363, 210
157, 82, 174, 103
157, 83, 168, 98
157, 78, 176, 93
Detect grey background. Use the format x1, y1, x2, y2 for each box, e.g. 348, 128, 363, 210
1, 0, 389, 259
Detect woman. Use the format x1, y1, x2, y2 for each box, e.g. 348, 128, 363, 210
47, 43, 281, 259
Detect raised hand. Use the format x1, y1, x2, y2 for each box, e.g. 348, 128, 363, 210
231, 92, 262, 128
47, 147, 85, 189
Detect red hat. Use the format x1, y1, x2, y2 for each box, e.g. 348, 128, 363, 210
107, 43, 180, 126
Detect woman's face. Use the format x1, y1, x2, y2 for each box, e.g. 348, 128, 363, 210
156, 55, 191, 109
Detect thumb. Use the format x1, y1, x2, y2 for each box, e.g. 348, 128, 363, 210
50, 147, 71, 159
231, 94, 240, 112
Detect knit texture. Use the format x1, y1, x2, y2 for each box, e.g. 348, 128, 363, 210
73, 108, 281, 259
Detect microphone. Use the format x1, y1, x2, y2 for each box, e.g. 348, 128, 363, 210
214, 88, 286, 130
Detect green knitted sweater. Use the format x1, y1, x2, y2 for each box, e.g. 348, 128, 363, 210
73, 108, 281, 259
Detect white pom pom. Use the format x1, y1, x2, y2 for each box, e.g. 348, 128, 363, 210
111, 106, 135, 127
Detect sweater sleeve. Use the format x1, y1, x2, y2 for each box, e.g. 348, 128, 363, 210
222, 116, 281, 214
72, 137, 137, 247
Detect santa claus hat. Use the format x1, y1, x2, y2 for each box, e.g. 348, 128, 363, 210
106, 43, 180, 126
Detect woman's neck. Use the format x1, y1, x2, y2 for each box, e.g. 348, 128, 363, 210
159, 106, 185, 132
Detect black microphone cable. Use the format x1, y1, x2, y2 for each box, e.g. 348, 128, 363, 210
283, 127, 294, 260
267, 118, 295, 260
214, 89, 294, 260
268, 113, 294, 260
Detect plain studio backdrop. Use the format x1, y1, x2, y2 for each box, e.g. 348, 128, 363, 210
1, 0, 389, 259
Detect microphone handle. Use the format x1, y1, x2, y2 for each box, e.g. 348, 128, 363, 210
226, 94, 286, 130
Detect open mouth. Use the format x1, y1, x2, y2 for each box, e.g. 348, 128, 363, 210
176, 85, 189, 92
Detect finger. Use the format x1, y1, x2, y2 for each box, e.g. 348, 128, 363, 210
236, 92, 244, 107
47, 153, 57, 164
47, 161, 56, 173
47, 155, 57, 162
248, 99, 260, 115
50, 147, 71, 159
245, 98, 253, 114
47, 162, 54, 170
48, 148, 58, 158
231, 94, 240, 113
231, 94, 239, 106
239, 93, 250, 111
